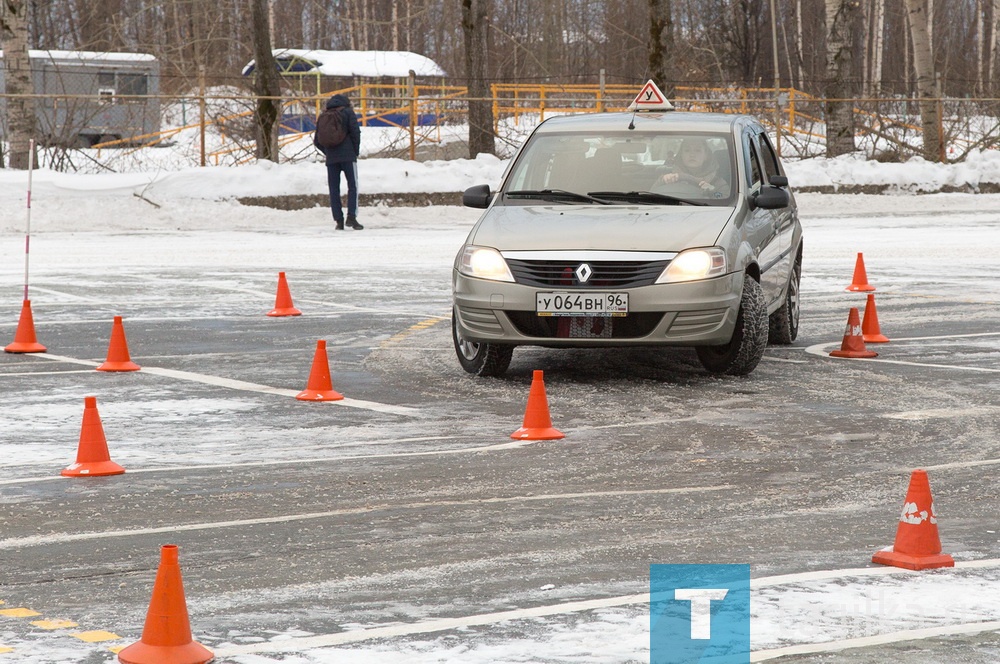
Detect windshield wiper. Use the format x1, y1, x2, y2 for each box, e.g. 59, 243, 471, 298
505, 189, 612, 205
587, 191, 708, 206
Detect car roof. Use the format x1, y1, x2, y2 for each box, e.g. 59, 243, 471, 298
532, 111, 750, 134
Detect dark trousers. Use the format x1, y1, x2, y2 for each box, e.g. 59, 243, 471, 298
326, 161, 358, 222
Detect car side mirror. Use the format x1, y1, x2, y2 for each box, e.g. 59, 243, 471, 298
769, 175, 789, 188
463, 184, 493, 209
752, 186, 790, 210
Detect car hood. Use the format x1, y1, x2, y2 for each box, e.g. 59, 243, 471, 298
469, 205, 737, 252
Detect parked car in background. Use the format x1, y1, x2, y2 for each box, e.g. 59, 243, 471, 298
452, 83, 802, 377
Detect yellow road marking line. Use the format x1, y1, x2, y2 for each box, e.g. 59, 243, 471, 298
31, 619, 78, 630
70, 630, 121, 643
382, 316, 448, 346
0, 608, 40, 618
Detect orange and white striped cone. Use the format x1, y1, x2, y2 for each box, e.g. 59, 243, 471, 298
872, 469, 955, 571
829, 307, 878, 359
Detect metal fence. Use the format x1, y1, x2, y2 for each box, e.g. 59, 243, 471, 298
3, 84, 1000, 173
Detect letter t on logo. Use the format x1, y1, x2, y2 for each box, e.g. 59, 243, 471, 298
674, 588, 729, 639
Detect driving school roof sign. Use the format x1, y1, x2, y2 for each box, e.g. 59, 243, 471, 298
628, 80, 675, 112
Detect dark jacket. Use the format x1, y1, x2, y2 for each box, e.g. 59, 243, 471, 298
314, 94, 361, 164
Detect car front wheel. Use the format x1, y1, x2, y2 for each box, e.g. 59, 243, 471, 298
696, 276, 768, 375
452, 309, 513, 377
768, 254, 801, 344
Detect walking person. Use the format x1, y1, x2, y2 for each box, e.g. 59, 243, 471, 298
314, 94, 363, 230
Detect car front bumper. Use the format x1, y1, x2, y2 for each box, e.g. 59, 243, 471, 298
453, 270, 743, 348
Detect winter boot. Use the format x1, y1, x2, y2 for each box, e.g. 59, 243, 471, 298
335, 219, 345, 230
346, 215, 364, 230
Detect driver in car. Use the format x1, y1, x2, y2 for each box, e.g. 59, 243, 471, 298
657, 137, 729, 194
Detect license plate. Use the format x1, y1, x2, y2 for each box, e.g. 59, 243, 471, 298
536, 292, 628, 316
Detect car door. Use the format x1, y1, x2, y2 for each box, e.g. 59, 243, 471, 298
755, 132, 795, 299
740, 129, 783, 306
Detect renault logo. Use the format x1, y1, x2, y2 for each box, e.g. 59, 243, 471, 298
575, 263, 593, 283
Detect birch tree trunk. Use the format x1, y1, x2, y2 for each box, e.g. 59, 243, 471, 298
250, 0, 281, 162
824, 0, 859, 156
648, 0, 675, 98
0, 0, 36, 169
976, 0, 984, 94
990, 0, 1000, 92
462, 0, 495, 157
904, 0, 941, 161
872, 0, 885, 96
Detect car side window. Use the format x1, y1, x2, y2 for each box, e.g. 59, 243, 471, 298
745, 135, 763, 190
757, 133, 781, 185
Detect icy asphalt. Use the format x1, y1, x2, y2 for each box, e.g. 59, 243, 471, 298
1, 191, 999, 663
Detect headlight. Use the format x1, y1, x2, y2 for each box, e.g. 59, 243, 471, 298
459, 245, 515, 282
656, 247, 727, 283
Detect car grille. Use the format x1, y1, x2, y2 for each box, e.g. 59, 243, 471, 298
505, 259, 670, 288
507, 311, 664, 339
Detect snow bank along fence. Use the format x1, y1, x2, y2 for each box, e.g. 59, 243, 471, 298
6, 82, 1000, 172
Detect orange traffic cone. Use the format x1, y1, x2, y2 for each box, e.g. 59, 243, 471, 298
117, 544, 213, 664
97, 316, 141, 371
829, 307, 878, 359
861, 293, 890, 343
511, 370, 565, 440
846, 252, 876, 292
267, 271, 302, 317
295, 340, 344, 401
872, 469, 955, 571
61, 396, 125, 477
4, 299, 46, 353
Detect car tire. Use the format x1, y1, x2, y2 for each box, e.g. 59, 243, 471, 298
696, 276, 768, 375
452, 309, 513, 377
768, 253, 801, 345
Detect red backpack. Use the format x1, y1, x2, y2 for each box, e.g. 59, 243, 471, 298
316, 107, 348, 149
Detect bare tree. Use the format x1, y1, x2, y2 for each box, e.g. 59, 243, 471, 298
904, 0, 941, 161
824, 0, 859, 156
461, 0, 495, 157
1, 0, 36, 169
250, 0, 280, 162
648, 0, 675, 97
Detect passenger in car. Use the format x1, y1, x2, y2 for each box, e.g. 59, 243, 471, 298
657, 137, 729, 194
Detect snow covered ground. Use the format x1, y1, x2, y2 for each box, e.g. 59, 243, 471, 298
2, 147, 1000, 662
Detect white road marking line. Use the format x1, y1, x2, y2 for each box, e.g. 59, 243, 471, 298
211, 559, 1000, 657
25, 354, 420, 416
0, 485, 732, 550
0, 436, 524, 487
750, 621, 1000, 661
804, 339, 1000, 373
0, 369, 96, 376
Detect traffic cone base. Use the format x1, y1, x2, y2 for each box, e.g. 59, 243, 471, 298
97, 316, 142, 372
511, 370, 565, 440
267, 271, 302, 317
871, 547, 954, 571
62, 396, 125, 477
830, 307, 878, 358
846, 252, 876, 292
118, 641, 214, 664
62, 459, 126, 477
296, 340, 344, 401
118, 545, 213, 664
5, 299, 46, 353
861, 293, 890, 343
872, 469, 954, 571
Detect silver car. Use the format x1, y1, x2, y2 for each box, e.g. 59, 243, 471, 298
452, 110, 802, 377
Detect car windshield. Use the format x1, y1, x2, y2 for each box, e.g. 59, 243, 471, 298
503, 131, 737, 206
